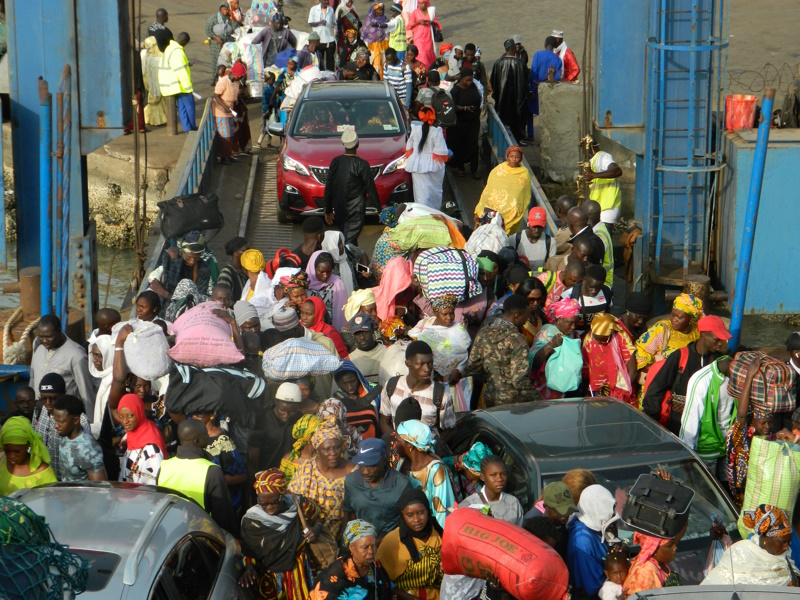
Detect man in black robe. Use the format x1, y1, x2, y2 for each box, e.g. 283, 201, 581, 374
490, 39, 529, 144
323, 130, 380, 246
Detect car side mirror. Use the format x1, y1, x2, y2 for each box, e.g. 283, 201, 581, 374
268, 123, 285, 137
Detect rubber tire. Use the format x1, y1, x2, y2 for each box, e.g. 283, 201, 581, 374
277, 204, 295, 224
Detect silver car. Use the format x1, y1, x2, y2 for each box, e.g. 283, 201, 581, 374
12, 482, 256, 600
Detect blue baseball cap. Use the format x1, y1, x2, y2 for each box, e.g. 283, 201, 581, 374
355, 438, 387, 466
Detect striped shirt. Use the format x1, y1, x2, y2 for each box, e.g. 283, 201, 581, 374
383, 62, 413, 105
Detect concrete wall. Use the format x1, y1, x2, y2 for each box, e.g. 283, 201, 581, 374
538, 82, 583, 184
718, 128, 800, 313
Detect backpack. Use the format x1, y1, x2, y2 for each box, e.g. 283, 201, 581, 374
432, 88, 456, 128
642, 347, 690, 426
386, 375, 444, 429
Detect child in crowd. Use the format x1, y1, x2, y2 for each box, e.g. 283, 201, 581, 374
599, 546, 630, 600
460, 455, 524, 526
256, 71, 277, 149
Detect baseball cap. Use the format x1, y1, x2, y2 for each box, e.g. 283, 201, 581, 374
355, 438, 386, 466
528, 207, 547, 228
275, 382, 302, 403
39, 372, 66, 394
697, 315, 732, 340
350, 314, 374, 334
542, 481, 577, 516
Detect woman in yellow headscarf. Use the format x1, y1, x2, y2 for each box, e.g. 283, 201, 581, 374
635, 293, 703, 371
0, 417, 58, 495
340, 289, 381, 352
474, 146, 531, 234
280, 414, 322, 483
581, 313, 636, 406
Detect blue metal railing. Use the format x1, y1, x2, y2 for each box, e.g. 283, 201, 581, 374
136, 99, 217, 299
485, 105, 559, 237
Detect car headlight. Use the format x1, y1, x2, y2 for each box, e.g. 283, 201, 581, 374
282, 154, 310, 177
383, 154, 408, 175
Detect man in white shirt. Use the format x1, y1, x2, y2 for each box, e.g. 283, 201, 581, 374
509, 207, 556, 271
679, 356, 737, 481
308, 0, 335, 71
379, 341, 456, 436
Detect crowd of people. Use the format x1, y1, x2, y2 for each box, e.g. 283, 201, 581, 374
3, 188, 800, 596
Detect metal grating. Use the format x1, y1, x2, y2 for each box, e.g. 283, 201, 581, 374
246, 158, 299, 258
310, 165, 383, 186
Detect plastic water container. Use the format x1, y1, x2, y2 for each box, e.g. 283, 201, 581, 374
725, 94, 758, 131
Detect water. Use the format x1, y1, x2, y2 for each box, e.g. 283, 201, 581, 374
0, 244, 137, 312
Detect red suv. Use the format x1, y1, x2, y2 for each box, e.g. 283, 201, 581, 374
271, 81, 410, 222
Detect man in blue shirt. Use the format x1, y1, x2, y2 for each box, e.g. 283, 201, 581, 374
528, 36, 563, 136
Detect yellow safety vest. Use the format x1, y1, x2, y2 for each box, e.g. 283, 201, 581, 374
594, 223, 614, 286
157, 456, 214, 509
389, 17, 406, 53
589, 153, 621, 213
158, 40, 194, 96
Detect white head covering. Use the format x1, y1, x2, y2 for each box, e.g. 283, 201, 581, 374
576, 484, 621, 541
87, 329, 115, 438
511, 35, 521, 45
321, 231, 355, 296
552, 29, 564, 38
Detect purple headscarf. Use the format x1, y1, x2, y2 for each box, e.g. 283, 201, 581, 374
306, 250, 348, 330
362, 3, 388, 44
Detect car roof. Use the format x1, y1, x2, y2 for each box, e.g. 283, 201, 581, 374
303, 80, 393, 101
12, 482, 227, 596
627, 584, 800, 598
467, 398, 690, 474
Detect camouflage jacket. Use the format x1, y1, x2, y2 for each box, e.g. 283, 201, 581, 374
468, 318, 540, 406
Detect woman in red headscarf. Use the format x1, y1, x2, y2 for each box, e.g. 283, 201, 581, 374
117, 393, 167, 484
300, 296, 350, 359
624, 528, 684, 595
404, 106, 449, 210
529, 298, 582, 399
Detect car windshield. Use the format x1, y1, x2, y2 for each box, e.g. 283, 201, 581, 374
291, 99, 403, 138
543, 459, 739, 546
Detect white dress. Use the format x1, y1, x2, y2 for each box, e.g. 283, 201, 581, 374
405, 122, 449, 209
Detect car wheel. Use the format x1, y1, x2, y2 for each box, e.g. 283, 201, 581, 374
277, 204, 296, 224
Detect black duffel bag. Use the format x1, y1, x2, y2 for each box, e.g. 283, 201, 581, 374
157, 193, 224, 239
622, 474, 694, 538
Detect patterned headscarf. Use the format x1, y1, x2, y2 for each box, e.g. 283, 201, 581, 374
289, 414, 322, 459
344, 289, 376, 322
280, 272, 309, 290
177, 231, 206, 256
343, 519, 377, 545
505, 145, 523, 161
379, 205, 402, 228
0, 416, 51, 472
253, 468, 288, 495
547, 298, 581, 323
462, 441, 492, 472
380, 316, 406, 341
742, 504, 792, 538
672, 293, 703, 319
311, 416, 345, 450
397, 419, 434, 452
430, 293, 458, 314
590, 313, 621, 337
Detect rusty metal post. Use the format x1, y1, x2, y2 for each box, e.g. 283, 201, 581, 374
166, 95, 178, 136
19, 266, 42, 320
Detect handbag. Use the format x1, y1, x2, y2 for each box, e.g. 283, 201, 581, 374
544, 337, 582, 393
157, 193, 224, 239
432, 23, 443, 43
737, 437, 800, 538
292, 495, 339, 570
728, 351, 796, 414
